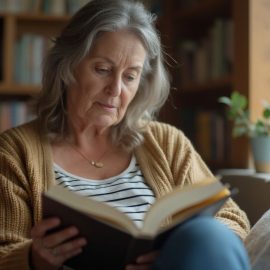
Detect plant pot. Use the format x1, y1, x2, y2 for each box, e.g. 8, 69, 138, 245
251, 136, 270, 173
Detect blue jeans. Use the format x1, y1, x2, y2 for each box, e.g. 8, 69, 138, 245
153, 216, 250, 270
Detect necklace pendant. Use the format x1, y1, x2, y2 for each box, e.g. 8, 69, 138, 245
94, 162, 104, 168
91, 160, 104, 168
67, 140, 107, 169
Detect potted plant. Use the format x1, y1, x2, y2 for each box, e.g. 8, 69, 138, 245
218, 91, 270, 173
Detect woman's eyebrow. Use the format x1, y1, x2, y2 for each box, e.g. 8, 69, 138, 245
94, 56, 114, 64
94, 56, 143, 71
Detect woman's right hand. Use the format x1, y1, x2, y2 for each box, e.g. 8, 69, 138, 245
31, 217, 87, 270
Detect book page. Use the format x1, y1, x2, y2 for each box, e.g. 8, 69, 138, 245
141, 179, 229, 236
245, 209, 270, 269
45, 179, 228, 238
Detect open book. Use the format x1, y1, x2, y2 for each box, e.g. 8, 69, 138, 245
43, 178, 231, 270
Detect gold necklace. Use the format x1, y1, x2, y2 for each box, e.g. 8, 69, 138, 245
67, 142, 109, 169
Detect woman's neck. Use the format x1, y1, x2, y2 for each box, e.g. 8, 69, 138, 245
67, 118, 112, 146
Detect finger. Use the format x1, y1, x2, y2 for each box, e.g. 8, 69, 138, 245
51, 237, 87, 256
42, 226, 79, 248
33, 237, 86, 268
136, 250, 159, 264
31, 217, 61, 238
50, 247, 84, 267
60, 247, 84, 262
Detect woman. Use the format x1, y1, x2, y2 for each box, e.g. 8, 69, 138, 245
0, 1, 250, 269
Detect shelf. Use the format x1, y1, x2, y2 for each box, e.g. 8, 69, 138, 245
178, 75, 233, 93
0, 12, 70, 21
0, 83, 40, 96
171, 76, 233, 109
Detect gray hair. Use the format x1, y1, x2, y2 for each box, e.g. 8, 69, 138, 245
35, 0, 170, 150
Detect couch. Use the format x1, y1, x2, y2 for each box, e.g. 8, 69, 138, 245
218, 172, 270, 226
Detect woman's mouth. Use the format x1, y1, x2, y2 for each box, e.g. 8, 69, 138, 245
97, 102, 117, 112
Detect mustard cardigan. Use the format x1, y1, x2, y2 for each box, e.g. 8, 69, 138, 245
0, 120, 250, 270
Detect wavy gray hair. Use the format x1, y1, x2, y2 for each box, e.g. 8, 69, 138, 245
35, 0, 170, 150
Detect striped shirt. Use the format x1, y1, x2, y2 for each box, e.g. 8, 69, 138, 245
54, 155, 156, 227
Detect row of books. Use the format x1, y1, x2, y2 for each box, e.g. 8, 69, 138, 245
0, 101, 33, 133
177, 18, 233, 86
180, 109, 229, 163
0, 0, 88, 15
13, 34, 53, 85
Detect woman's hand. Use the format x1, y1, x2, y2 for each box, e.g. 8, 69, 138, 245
31, 217, 87, 270
125, 251, 159, 270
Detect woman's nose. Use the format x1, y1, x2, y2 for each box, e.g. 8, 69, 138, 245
106, 76, 122, 96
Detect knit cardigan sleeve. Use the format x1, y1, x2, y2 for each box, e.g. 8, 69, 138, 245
0, 122, 54, 270
137, 122, 250, 240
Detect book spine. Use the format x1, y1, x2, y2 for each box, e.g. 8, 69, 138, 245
0, 101, 29, 133
31, 35, 43, 85
180, 109, 228, 165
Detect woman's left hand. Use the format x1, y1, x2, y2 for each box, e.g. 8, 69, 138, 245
125, 250, 159, 270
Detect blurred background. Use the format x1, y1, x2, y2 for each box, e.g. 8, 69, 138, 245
0, 0, 270, 174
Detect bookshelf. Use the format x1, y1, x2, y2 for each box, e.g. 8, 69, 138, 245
154, 0, 234, 170
0, 0, 88, 132
158, 0, 270, 171
1, 0, 270, 171
0, 13, 68, 94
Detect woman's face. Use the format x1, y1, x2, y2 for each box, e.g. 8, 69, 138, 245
67, 30, 147, 129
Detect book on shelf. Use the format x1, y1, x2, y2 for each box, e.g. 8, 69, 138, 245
0, 0, 88, 15
43, 178, 231, 269
196, 110, 212, 161
14, 34, 53, 85
177, 18, 233, 85
194, 110, 227, 163
43, 0, 66, 16
0, 0, 32, 13
0, 101, 29, 133
66, 0, 89, 14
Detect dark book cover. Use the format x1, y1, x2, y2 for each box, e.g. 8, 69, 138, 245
43, 195, 159, 270
42, 187, 231, 269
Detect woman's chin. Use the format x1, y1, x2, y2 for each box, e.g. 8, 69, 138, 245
92, 117, 118, 129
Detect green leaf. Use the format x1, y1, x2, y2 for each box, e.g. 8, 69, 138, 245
227, 110, 236, 119
263, 107, 270, 119
219, 91, 270, 137
251, 120, 269, 136
218, 96, 231, 106
231, 92, 247, 110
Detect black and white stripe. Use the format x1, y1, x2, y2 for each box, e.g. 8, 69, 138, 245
54, 156, 156, 227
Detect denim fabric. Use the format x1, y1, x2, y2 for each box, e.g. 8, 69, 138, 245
153, 216, 250, 270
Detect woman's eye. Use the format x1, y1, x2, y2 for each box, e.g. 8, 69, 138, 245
95, 67, 110, 74
125, 74, 136, 81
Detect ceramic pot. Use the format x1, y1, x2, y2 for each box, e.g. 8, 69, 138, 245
251, 136, 270, 173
